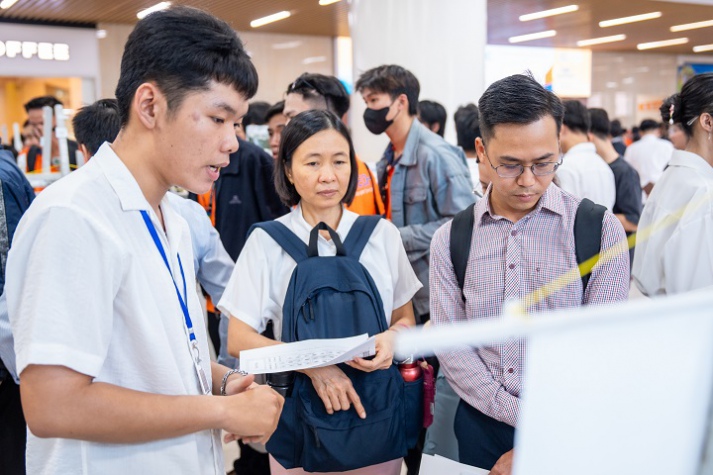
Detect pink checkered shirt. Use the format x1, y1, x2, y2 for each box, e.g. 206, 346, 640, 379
430, 184, 630, 427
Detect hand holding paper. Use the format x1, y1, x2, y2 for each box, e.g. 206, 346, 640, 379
239, 334, 376, 374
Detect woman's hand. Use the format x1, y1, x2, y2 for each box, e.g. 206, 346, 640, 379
346, 330, 395, 373
302, 365, 366, 419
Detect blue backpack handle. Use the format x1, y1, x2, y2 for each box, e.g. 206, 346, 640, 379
343, 215, 382, 259
249, 221, 309, 263
308, 222, 346, 257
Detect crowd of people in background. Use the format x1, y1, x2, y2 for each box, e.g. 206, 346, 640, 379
0, 5, 712, 475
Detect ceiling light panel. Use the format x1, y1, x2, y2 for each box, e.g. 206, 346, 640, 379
0, 0, 19, 9
637, 37, 689, 50
250, 11, 291, 28
577, 34, 627, 47
136, 2, 171, 19
670, 19, 713, 32
508, 30, 557, 44
519, 5, 579, 22
600, 12, 662, 28
693, 43, 713, 52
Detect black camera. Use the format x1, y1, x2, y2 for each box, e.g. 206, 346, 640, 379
266, 371, 295, 397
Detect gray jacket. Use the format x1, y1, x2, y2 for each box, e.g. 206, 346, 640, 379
377, 119, 476, 318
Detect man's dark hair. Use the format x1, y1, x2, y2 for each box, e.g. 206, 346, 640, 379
115, 5, 258, 128
478, 73, 563, 141
243, 101, 271, 127
286, 73, 350, 118
418, 100, 447, 137
562, 100, 590, 135
24, 96, 63, 112
588, 108, 611, 140
72, 99, 121, 156
662, 74, 713, 136
266, 101, 285, 123
454, 103, 481, 152
610, 119, 624, 137
355, 65, 420, 116
275, 110, 357, 207
639, 119, 660, 132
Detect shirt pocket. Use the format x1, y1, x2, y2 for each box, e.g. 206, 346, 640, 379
404, 185, 427, 204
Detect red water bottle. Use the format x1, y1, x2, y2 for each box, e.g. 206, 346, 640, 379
398, 357, 422, 382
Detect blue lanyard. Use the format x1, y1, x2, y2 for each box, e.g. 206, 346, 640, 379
140, 210, 196, 343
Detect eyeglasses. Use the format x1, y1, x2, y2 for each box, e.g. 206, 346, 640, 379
484, 150, 561, 178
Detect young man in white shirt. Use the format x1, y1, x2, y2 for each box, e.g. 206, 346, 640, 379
5, 7, 282, 474
624, 119, 675, 197
557, 100, 616, 210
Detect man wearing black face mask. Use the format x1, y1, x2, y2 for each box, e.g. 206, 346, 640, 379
356, 65, 474, 326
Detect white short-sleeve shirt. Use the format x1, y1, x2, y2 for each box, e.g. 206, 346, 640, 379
557, 142, 617, 210
633, 150, 713, 296
6, 144, 223, 475
218, 204, 422, 340
624, 133, 674, 189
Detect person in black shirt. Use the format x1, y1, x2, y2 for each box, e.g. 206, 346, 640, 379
589, 108, 642, 264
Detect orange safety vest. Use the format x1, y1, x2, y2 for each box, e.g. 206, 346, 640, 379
347, 157, 384, 216
196, 188, 217, 312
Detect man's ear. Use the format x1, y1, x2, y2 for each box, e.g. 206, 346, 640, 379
398, 93, 409, 111
475, 137, 486, 162
131, 82, 165, 130
430, 123, 440, 134
79, 143, 91, 160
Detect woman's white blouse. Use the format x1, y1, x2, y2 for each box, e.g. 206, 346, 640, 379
218, 204, 422, 340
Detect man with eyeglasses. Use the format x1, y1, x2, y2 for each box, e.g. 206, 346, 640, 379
284, 73, 384, 216
430, 74, 630, 475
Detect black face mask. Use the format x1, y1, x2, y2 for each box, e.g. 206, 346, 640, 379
363, 105, 393, 135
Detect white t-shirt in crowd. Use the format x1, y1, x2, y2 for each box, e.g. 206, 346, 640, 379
557, 142, 617, 210
624, 133, 674, 189
218, 204, 422, 339
633, 149, 713, 296
5, 143, 223, 475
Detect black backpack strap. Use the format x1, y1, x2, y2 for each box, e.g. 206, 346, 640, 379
249, 221, 309, 263
308, 222, 346, 257
449, 203, 476, 301
343, 215, 382, 260
574, 198, 606, 294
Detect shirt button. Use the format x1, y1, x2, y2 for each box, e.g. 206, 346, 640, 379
509, 263, 515, 269
508, 368, 514, 373
511, 230, 518, 236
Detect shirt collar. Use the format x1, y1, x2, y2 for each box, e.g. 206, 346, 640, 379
393, 119, 424, 167
289, 202, 357, 241
94, 142, 153, 212
566, 142, 596, 155
476, 183, 565, 225
668, 149, 713, 180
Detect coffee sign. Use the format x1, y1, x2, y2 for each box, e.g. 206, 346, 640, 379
0, 40, 70, 61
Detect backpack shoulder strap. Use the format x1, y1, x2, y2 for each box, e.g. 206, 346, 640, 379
249, 221, 309, 263
450, 203, 476, 301
343, 215, 382, 259
574, 198, 607, 293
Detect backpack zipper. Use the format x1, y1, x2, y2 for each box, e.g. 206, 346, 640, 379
309, 298, 315, 321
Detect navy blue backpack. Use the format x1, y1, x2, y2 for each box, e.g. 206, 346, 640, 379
251, 216, 422, 472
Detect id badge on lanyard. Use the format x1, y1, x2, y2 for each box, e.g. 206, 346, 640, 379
140, 210, 211, 395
